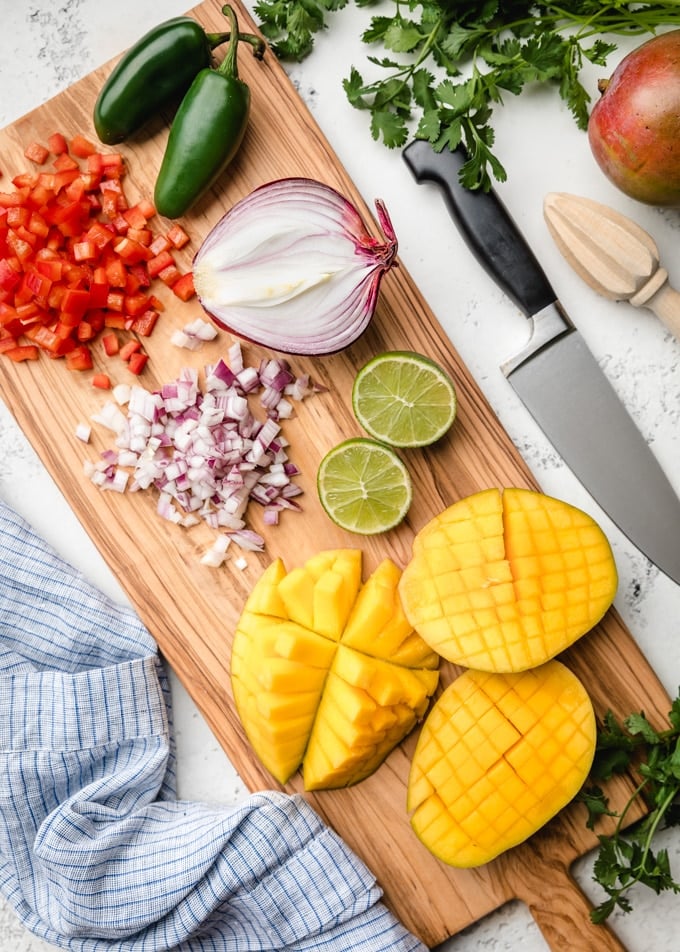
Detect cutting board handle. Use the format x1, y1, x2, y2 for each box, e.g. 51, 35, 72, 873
514, 859, 627, 952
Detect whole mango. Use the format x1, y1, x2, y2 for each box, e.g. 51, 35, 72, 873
588, 30, 680, 206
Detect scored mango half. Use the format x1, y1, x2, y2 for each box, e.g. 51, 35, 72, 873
398, 487, 618, 672
407, 660, 596, 867
231, 550, 439, 790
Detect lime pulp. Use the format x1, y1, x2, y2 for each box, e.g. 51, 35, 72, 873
352, 350, 457, 448
317, 437, 412, 535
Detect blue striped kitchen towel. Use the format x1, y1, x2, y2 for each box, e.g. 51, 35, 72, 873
0, 497, 428, 951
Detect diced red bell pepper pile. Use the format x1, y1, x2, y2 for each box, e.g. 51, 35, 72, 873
0, 132, 195, 373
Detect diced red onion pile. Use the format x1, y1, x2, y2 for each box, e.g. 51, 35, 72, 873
84, 341, 323, 563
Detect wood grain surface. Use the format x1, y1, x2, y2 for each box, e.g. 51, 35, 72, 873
0, 2, 671, 948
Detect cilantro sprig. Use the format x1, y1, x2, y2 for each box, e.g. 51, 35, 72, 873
578, 694, 680, 923
253, 0, 680, 190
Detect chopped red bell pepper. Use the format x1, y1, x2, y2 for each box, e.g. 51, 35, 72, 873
69, 135, 97, 158
0, 189, 29, 208
119, 339, 142, 361
123, 204, 149, 230
158, 264, 181, 287
148, 234, 171, 256
0, 258, 22, 292
25, 324, 74, 355
171, 272, 195, 302
166, 224, 190, 250
85, 309, 106, 334
101, 332, 119, 356
65, 344, 93, 371
88, 279, 109, 309
5, 344, 39, 361
113, 235, 151, 265
104, 256, 128, 288
22, 269, 52, 301
123, 292, 150, 318
53, 152, 80, 172
76, 321, 96, 343
91, 372, 111, 389
47, 132, 68, 156
103, 313, 127, 329
131, 308, 159, 337
24, 142, 50, 165
126, 227, 152, 247
106, 291, 125, 312
61, 287, 90, 319
72, 240, 98, 262
0, 132, 196, 370
127, 350, 148, 375
0, 336, 20, 354
147, 250, 175, 278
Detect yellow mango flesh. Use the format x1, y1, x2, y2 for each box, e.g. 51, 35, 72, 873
341, 558, 439, 669
303, 652, 438, 790
399, 487, 617, 672
231, 551, 439, 788
408, 660, 596, 867
277, 548, 362, 640
231, 615, 337, 783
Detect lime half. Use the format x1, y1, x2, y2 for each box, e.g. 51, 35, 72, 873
352, 350, 457, 448
317, 438, 412, 535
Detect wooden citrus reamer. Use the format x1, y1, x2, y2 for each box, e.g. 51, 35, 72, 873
544, 192, 680, 342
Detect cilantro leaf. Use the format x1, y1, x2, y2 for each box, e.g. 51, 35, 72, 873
411, 68, 436, 110
382, 20, 424, 54
371, 109, 409, 148
626, 711, 666, 745
577, 785, 617, 831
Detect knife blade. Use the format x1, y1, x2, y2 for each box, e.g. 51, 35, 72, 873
403, 138, 680, 585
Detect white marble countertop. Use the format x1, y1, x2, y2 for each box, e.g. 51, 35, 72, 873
1, 3, 680, 950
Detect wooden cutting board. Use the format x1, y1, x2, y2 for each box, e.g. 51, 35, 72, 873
0, 1, 672, 948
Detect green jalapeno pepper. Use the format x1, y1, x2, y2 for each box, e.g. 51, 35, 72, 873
94, 15, 251, 145
154, 5, 258, 220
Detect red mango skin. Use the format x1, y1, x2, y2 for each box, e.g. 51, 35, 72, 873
588, 30, 680, 206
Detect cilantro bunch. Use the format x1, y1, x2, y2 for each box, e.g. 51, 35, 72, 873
579, 695, 680, 922
253, 0, 680, 189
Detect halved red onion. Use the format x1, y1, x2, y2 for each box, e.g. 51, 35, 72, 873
192, 178, 398, 355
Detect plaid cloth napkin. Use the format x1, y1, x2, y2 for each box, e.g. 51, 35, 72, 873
0, 497, 428, 951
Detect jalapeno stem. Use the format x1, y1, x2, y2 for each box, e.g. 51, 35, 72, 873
206, 30, 266, 58
219, 5, 243, 79
242, 33, 266, 60
206, 31, 231, 49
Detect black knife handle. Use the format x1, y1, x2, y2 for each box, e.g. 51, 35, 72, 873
403, 139, 556, 318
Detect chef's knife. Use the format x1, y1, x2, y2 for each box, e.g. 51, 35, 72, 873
403, 138, 680, 585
